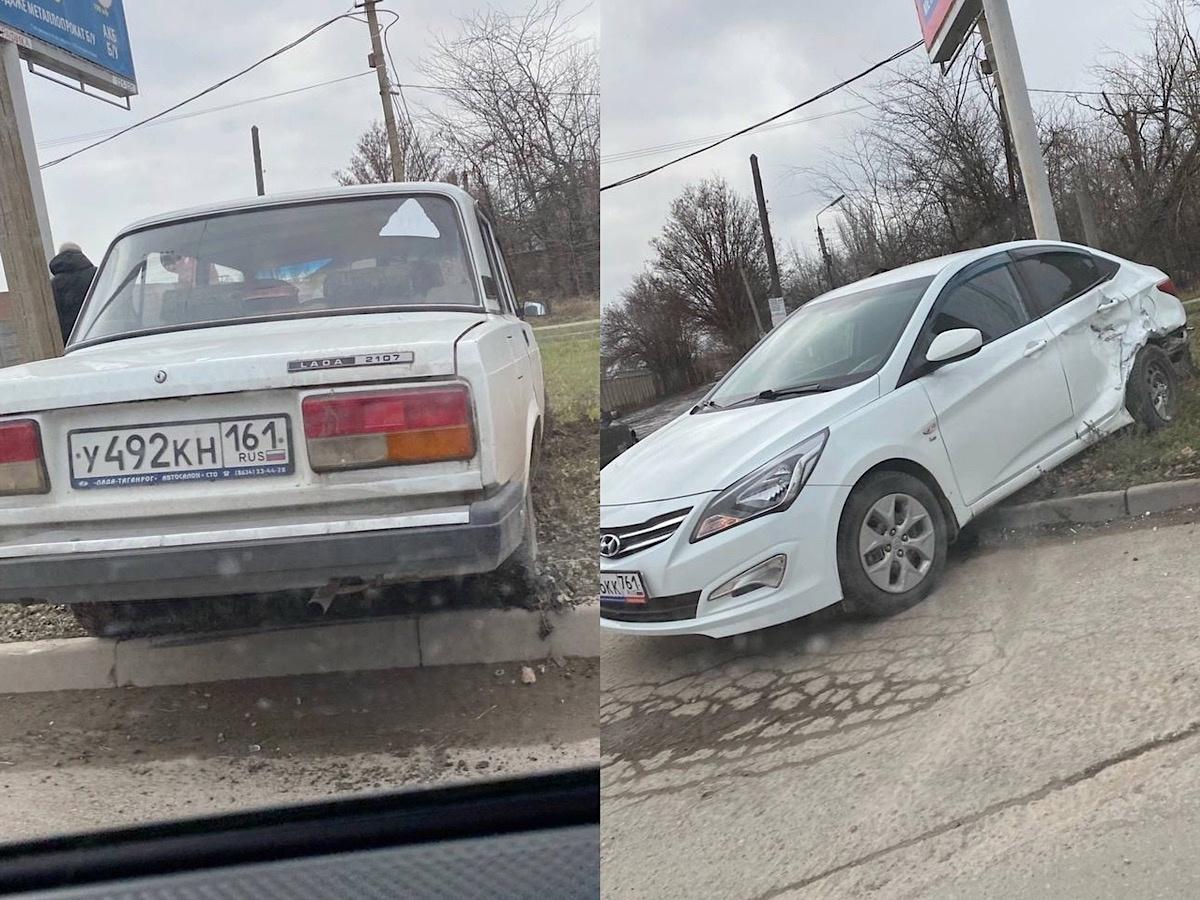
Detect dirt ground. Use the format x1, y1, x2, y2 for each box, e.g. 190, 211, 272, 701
0, 420, 598, 642
0, 659, 598, 842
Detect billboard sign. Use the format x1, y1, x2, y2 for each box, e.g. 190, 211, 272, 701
914, 0, 980, 64
0, 0, 136, 97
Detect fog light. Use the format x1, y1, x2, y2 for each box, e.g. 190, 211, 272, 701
709, 554, 787, 603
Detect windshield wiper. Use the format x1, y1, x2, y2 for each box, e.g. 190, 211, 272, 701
756, 382, 833, 401
714, 382, 833, 411
691, 398, 722, 412
79, 259, 147, 339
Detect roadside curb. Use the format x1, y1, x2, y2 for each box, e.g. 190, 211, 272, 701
983, 477, 1200, 531
0, 602, 598, 695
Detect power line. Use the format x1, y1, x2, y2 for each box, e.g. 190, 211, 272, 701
36, 71, 373, 151
600, 41, 923, 192
40, 12, 355, 170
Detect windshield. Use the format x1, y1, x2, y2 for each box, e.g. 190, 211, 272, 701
708, 275, 933, 406
74, 194, 480, 345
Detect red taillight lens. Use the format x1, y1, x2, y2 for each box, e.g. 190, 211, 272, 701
301, 386, 475, 471
0, 419, 49, 495
1158, 278, 1180, 297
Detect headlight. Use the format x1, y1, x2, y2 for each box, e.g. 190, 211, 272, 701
691, 429, 828, 541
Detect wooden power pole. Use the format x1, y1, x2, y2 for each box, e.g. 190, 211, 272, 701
0, 41, 62, 360
251, 125, 265, 196
361, 0, 404, 182
750, 154, 782, 300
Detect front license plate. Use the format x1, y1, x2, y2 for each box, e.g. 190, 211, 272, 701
69, 415, 294, 490
600, 571, 648, 605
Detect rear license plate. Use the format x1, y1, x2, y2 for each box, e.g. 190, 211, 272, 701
68, 415, 294, 490
601, 571, 648, 604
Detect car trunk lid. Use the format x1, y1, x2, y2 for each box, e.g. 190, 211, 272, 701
0, 312, 487, 417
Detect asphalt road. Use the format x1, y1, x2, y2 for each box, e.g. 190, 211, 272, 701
601, 514, 1200, 898
0, 659, 597, 843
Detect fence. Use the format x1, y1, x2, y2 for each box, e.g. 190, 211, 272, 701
0, 293, 25, 368
601, 371, 663, 412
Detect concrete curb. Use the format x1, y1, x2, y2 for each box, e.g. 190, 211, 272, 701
984, 477, 1200, 531
0, 602, 598, 695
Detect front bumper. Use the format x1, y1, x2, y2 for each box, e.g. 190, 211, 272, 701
0, 481, 526, 604
600, 484, 850, 638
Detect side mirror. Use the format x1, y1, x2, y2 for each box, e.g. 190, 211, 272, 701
522, 301, 547, 318
600, 410, 614, 425
926, 328, 983, 365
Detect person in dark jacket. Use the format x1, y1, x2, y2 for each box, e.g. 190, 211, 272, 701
49, 242, 97, 343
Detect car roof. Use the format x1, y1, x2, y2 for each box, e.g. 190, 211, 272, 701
809, 239, 1103, 306
117, 182, 478, 236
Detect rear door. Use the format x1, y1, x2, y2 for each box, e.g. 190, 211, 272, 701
912, 254, 1075, 506
1009, 248, 1124, 432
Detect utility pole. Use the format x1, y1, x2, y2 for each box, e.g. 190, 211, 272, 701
979, 0, 1060, 240
1073, 164, 1101, 247
978, 19, 1019, 208
749, 155, 782, 299
250, 125, 265, 196
0, 40, 61, 361
738, 265, 766, 341
815, 194, 844, 292
361, 0, 404, 182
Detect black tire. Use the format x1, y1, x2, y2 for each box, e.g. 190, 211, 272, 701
1126, 344, 1179, 431
837, 470, 948, 618
489, 488, 540, 605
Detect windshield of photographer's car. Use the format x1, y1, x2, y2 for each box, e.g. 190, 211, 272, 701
708, 275, 934, 407
74, 194, 479, 345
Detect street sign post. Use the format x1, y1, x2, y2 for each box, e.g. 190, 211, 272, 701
912, 0, 1060, 240
0, 0, 136, 98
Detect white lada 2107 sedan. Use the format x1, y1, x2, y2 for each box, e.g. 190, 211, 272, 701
0, 184, 545, 635
601, 241, 1189, 638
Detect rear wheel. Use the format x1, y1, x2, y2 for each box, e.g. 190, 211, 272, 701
837, 471, 948, 618
1127, 345, 1179, 430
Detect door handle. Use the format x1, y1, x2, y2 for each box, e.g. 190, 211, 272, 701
1023, 339, 1047, 358
1096, 298, 1121, 312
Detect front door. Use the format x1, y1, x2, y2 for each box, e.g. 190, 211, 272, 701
915, 255, 1075, 506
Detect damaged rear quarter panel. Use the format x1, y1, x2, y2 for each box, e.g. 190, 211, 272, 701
1047, 257, 1185, 442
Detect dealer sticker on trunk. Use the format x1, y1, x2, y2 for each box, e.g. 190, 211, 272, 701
68, 415, 294, 490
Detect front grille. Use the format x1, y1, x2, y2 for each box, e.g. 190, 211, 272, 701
600, 507, 691, 560
601, 591, 701, 623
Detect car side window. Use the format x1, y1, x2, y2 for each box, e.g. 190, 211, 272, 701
932, 261, 1029, 344
477, 215, 516, 315
1012, 251, 1105, 316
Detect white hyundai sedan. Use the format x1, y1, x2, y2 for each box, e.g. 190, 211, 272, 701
0, 183, 545, 635
601, 241, 1189, 638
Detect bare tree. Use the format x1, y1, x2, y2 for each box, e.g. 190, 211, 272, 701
420, 0, 599, 297
650, 175, 769, 355
334, 120, 448, 186
602, 273, 702, 392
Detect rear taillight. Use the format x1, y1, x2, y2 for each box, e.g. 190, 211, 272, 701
0, 419, 49, 496
1158, 278, 1180, 297
301, 386, 475, 472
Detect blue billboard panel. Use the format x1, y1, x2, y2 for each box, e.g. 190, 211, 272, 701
0, 0, 135, 89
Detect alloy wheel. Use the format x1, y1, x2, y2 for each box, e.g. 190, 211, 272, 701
858, 492, 936, 593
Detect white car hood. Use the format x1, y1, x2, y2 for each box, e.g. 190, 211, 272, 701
0, 312, 487, 416
601, 378, 880, 506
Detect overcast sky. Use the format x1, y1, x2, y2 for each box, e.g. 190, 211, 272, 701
601, 0, 1158, 306
0, 0, 597, 289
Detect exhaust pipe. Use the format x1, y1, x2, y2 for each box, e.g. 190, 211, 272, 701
306, 579, 374, 617
307, 582, 339, 617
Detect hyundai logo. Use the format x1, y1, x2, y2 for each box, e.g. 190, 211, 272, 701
600, 533, 621, 558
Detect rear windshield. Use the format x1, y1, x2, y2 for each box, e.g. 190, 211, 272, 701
73, 194, 480, 346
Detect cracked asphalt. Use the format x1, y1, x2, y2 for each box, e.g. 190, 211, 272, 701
601, 513, 1200, 898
